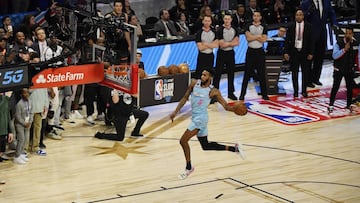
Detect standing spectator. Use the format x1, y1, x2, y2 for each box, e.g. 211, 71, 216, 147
213, 12, 239, 102
193, 5, 218, 34
128, 14, 143, 42
194, 15, 218, 79
284, 9, 314, 98
232, 4, 246, 32
14, 88, 32, 164
301, 0, 337, 87
328, 27, 359, 113
239, 10, 269, 101
123, 0, 136, 16
0, 93, 14, 162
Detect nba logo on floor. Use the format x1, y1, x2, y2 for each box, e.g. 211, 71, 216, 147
154, 79, 163, 100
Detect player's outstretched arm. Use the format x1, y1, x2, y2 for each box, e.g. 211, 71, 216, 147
170, 79, 197, 122
211, 88, 235, 112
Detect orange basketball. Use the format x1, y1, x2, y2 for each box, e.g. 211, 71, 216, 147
178, 63, 189, 74
158, 66, 169, 76
168, 64, 179, 75
139, 68, 146, 79
233, 102, 247, 116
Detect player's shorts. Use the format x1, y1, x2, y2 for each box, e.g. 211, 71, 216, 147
188, 114, 208, 137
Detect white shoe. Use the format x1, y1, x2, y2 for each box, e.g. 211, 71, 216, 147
87, 116, 95, 125
235, 142, 246, 160
13, 156, 26, 164
178, 167, 195, 180
46, 130, 62, 140
20, 154, 29, 162
96, 114, 105, 121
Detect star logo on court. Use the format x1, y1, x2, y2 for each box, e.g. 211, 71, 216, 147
92, 142, 147, 159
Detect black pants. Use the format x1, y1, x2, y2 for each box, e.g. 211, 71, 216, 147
310, 31, 326, 83
214, 50, 235, 95
195, 52, 214, 79
197, 136, 225, 151
0, 135, 8, 153
290, 50, 310, 94
84, 84, 109, 117
329, 70, 353, 108
240, 48, 267, 100
96, 109, 149, 141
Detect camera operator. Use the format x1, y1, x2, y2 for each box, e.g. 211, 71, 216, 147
104, 0, 131, 64
94, 89, 149, 141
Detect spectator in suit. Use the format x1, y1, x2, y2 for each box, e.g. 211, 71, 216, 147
284, 9, 314, 98
153, 9, 178, 38
301, 0, 337, 87
232, 4, 246, 32
244, 0, 260, 24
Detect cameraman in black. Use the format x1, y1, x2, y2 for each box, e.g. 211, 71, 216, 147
328, 26, 360, 113
104, 0, 131, 64
95, 89, 149, 141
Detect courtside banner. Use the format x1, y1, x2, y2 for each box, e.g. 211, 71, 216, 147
31, 63, 104, 88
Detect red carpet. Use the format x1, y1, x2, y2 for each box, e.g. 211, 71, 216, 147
241, 87, 360, 125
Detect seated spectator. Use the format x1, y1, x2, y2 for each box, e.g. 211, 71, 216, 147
267, 26, 287, 56
17, 14, 37, 42
244, 0, 260, 24
1, 16, 14, 44
232, 4, 246, 32
153, 9, 178, 39
193, 5, 219, 34
175, 12, 190, 37
169, 0, 191, 24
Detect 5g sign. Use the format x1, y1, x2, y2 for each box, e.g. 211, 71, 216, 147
1, 69, 24, 85
0, 64, 29, 92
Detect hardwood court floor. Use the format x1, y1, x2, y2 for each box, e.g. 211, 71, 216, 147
0, 63, 359, 202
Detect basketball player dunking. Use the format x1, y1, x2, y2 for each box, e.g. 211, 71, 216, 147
170, 68, 246, 180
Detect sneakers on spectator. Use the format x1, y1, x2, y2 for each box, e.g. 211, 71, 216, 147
46, 130, 62, 140
20, 154, 29, 162
87, 116, 95, 125
36, 149, 47, 156
13, 156, 26, 164
96, 113, 105, 121
0, 154, 10, 161
235, 142, 246, 160
178, 167, 195, 180
228, 94, 237, 101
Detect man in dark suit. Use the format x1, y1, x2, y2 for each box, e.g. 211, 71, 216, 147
301, 0, 337, 87
284, 9, 314, 98
232, 4, 246, 32
153, 9, 178, 39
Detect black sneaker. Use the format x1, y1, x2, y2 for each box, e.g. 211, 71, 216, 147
228, 94, 237, 101
313, 81, 323, 86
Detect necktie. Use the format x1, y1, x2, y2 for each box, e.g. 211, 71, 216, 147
297, 23, 301, 40
316, 0, 322, 18
165, 22, 173, 36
